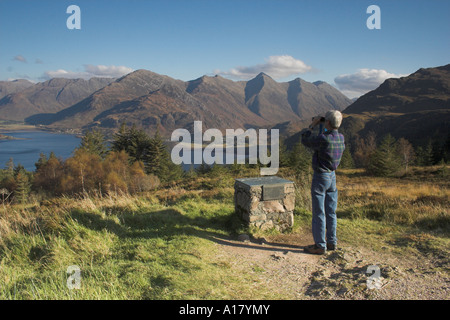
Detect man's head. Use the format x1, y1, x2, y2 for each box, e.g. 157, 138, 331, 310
325, 110, 343, 130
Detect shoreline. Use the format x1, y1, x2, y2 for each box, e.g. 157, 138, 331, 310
0, 122, 40, 133
0, 123, 82, 138
0, 133, 25, 141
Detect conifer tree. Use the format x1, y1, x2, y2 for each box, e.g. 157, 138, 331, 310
111, 125, 183, 182
111, 122, 129, 152
79, 129, 108, 159
424, 139, 434, 165
416, 139, 434, 166
147, 129, 183, 182
288, 141, 311, 174
127, 125, 152, 164
14, 168, 31, 204
367, 134, 402, 176
5, 158, 14, 176
431, 138, 444, 165
112, 124, 152, 164
13, 164, 26, 177
445, 133, 450, 163
0, 158, 16, 195
35, 153, 48, 171
146, 129, 166, 175
278, 139, 290, 168
339, 144, 354, 169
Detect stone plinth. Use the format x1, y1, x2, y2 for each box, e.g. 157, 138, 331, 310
234, 176, 295, 231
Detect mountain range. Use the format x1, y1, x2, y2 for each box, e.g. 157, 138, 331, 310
0, 70, 352, 136
0, 77, 114, 122
1, 64, 448, 148
341, 64, 450, 146
0, 79, 34, 100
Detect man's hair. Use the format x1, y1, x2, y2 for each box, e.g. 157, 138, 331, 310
325, 110, 343, 129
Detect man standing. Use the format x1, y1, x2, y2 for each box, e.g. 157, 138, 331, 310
301, 110, 345, 255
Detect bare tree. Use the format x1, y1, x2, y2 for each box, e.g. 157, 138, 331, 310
354, 131, 377, 168
0, 188, 12, 205
397, 137, 416, 172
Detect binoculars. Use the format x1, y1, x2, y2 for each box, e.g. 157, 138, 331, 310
309, 116, 325, 130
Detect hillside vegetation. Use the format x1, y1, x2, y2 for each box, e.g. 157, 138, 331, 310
0, 165, 448, 299
0, 124, 448, 299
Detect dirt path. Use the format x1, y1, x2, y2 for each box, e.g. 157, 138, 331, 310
213, 228, 449, 300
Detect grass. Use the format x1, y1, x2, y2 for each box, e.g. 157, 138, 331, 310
280, 165, 449, 262
0, 166, 449, 299
0, 188, 280, 299
336, 168, 449, 228
334, 167, 449, 260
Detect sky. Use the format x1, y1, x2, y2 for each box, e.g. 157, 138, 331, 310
0, 0, 449, 98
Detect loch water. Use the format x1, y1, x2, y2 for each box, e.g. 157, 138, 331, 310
0, 131, 81, 171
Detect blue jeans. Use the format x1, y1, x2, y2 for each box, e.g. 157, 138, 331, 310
311, 171, 338, 249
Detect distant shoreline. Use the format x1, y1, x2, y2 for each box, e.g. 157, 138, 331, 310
0, 133, 26, 141
0, 122, 39, 132
0, 123, 83, 138
0, 123, 46, 140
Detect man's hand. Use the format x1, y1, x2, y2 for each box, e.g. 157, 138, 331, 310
309, 117, 322, 130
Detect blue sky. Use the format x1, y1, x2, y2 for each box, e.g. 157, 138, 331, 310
1, 0, 449, 98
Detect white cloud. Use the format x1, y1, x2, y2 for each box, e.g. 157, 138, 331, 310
334, 68, 409, 99
216, 55, 313, 80
13, 55, 27, 63
84, 64, 134, 78
44, 69, 88, 79
7, 77, 36, 83
43, 64, 134, 80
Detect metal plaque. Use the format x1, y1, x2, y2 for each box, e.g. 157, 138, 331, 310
262, 184, 285, 201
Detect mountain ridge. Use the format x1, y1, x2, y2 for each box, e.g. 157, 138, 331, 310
340, 64, 450, 146
0, 79, 34, 100
0, 77, 115, 122
3, 69, 351, 136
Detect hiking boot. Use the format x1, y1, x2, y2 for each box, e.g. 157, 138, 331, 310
327, 243, 336, 251
304, 244, 326, 255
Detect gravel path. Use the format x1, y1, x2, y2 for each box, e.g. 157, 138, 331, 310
214, 229, 449, 300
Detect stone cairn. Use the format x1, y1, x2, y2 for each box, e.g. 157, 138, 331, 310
234, 176, 295, 231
